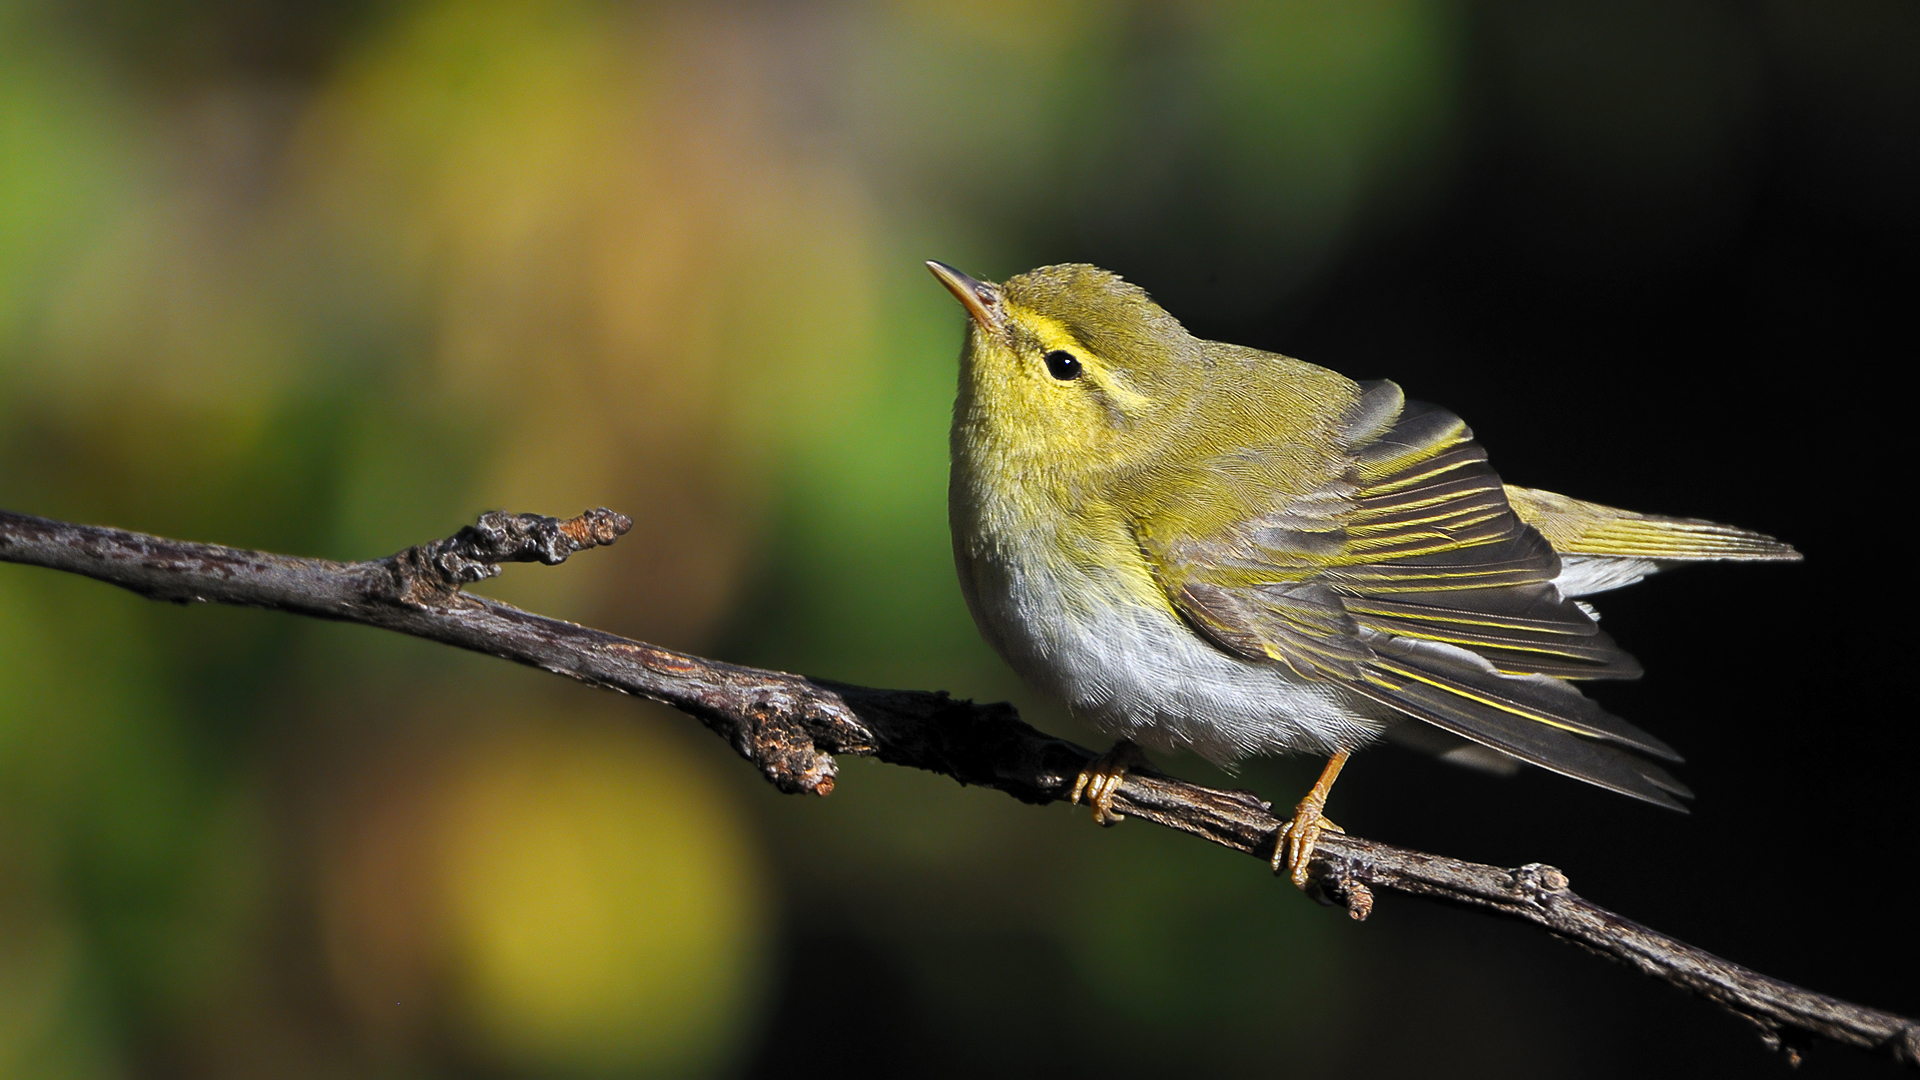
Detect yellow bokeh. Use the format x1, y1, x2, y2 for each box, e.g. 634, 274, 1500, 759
432, 713, 769, 1076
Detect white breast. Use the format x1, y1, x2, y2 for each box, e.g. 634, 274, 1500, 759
957, 521, 1390, 768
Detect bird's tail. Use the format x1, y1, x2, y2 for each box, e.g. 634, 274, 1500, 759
1505, 485, 1799, 562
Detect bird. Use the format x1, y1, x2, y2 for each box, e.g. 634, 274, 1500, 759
927, 260, 1800, 887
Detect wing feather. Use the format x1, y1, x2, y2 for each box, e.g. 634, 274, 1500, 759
1363, 636, 1676, 758
1355, 640, 1690, 809
1144, 379, 1686, 807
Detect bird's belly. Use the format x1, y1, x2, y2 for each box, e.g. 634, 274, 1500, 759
960, 544, 1388, 766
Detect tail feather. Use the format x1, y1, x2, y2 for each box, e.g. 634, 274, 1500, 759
1505, 485, 1800, 562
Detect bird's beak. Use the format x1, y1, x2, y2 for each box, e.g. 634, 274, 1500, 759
926, 260, 1004, 332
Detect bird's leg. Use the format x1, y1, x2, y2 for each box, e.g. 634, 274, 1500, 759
1070, 739, 1149, 826
1272, 751, 1350, 890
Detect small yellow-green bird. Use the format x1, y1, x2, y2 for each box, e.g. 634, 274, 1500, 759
928, 260, 1799, 886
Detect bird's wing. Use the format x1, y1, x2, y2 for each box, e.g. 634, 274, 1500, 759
1141, 380, 1690, 808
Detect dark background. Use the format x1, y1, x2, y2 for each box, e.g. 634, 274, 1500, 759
1, 2, 1913, 1077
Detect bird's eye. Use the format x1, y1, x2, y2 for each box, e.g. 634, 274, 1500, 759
1044, 350, 1083, 381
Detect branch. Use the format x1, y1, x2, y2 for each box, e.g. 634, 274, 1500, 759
3, 507, 1914, 1069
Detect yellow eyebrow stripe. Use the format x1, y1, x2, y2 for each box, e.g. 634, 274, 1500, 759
1015, 308, 1153, 416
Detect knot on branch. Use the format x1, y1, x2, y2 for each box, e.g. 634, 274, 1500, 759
1334, 878, 1375, 921
392, 509, 632, 604
1511, 862, 1572, 907
1297, 857, 1375, 920
723, 682, 877, 796
737, 696, 842, 796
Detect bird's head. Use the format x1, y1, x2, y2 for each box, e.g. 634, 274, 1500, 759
928, 261, 1203, 473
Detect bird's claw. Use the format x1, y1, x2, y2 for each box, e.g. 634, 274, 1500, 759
1071, 740, 1148, 826
1271, 807, 1343, 889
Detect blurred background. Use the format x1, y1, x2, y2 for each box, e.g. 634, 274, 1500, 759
2, 0, 1914, 1076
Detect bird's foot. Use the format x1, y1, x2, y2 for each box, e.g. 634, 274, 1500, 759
1070, 740, 1148, 826
1272, 806, 1344, 890
1270, 751, 1351, 890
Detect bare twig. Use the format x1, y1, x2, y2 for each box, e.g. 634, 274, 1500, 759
3, 507, 1915, 1069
